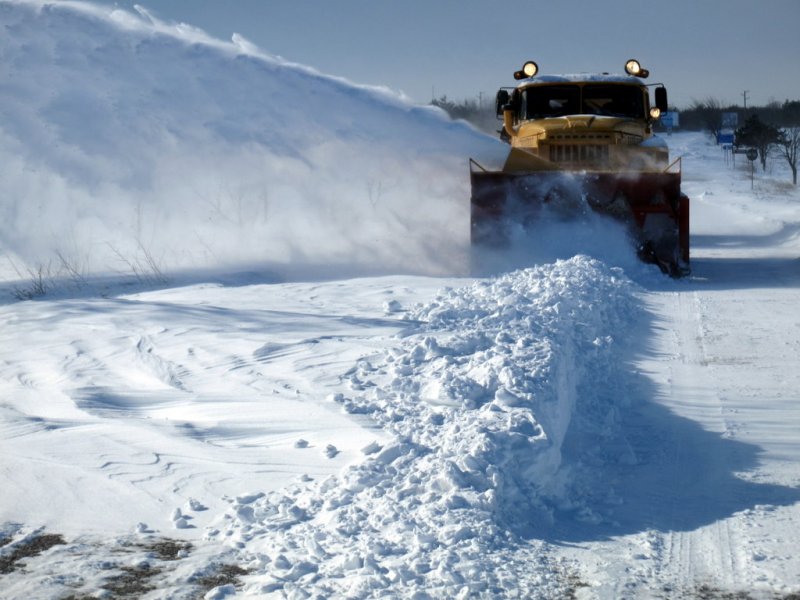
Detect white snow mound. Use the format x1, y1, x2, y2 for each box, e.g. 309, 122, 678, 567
0, 0, 505, 280
214, 256, 638, 597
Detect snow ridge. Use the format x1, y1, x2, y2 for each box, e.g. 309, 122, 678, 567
215, 256, 638, 598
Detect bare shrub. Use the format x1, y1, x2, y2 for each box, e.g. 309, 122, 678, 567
10, 262, 52, 300
109, 241, 167, 285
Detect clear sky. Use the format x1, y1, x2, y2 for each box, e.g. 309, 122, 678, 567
97, 0, 800, 110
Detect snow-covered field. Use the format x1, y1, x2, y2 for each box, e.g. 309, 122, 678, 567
1, 2, 799, 599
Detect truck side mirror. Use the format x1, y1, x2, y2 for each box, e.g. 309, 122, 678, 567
494, 90, 508, 117
655, 87, 668, 112
495, 90, 510, 117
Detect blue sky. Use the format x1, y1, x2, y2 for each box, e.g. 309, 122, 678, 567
98, 0, 800, 109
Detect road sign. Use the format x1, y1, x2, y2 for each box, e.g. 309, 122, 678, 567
661, 111, 679, 128
722, 112, 739, 129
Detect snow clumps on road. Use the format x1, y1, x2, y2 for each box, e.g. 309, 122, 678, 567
214, 256, 639, 598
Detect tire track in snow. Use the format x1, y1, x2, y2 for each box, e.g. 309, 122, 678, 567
633, 283, 797, 597
642, 289, 739, 595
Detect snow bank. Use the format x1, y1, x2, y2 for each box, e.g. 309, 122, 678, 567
215, 256, 638, 597
0, 0, 505, 281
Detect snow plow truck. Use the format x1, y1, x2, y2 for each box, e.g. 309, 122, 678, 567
471, 59, 690, 276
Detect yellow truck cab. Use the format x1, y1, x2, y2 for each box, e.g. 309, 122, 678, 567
495, 60, 670, 173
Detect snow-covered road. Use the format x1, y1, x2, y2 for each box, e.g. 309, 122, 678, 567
560, 279, 800, 598
551, 140, 800, 599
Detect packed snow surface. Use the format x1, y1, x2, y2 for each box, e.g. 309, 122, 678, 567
2, 2, 800, 599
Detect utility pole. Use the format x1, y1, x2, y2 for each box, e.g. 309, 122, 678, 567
742, 90, 749, 110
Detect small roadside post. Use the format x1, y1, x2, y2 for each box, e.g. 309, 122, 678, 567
746, 147, 758, 189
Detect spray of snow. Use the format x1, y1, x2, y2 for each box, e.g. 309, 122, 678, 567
471, 173, 652, 278
0, 0, 506, 281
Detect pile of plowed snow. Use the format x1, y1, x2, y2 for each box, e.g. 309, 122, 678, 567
0, 0, 504, 280
214, 256, 638, 598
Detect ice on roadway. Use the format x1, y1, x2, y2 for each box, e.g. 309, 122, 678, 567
1, 1, 800, 599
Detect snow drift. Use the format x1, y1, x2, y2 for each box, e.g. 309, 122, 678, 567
0, 252, 644, 598
0, 0, 505, 280
214, 257, 639, 597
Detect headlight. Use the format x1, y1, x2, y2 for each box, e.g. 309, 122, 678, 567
625, 59, 649, 78
650, 107, 662, 119
522, 61, 538, 77
625, 59, 642, 75
514, 60, 539, 80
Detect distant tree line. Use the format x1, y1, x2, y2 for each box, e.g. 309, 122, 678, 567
679, 98, 800, 134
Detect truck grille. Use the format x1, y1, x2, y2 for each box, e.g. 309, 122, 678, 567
549, 144, 609, 164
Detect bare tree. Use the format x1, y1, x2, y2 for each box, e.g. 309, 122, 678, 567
777, 126, 800, 185
688, 97, 724, 139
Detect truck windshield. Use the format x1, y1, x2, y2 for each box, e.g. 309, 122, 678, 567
522, 84, 644, 119
582, 85, 644, 118
522, 85, 580, 119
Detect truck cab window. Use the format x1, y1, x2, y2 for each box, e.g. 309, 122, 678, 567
522, 86, 580, 119
581, 85, 644, 118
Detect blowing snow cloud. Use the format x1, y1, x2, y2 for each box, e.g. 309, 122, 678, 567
0, 0, 505, 281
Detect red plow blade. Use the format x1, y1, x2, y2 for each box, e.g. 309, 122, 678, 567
470, 166, 690, 277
